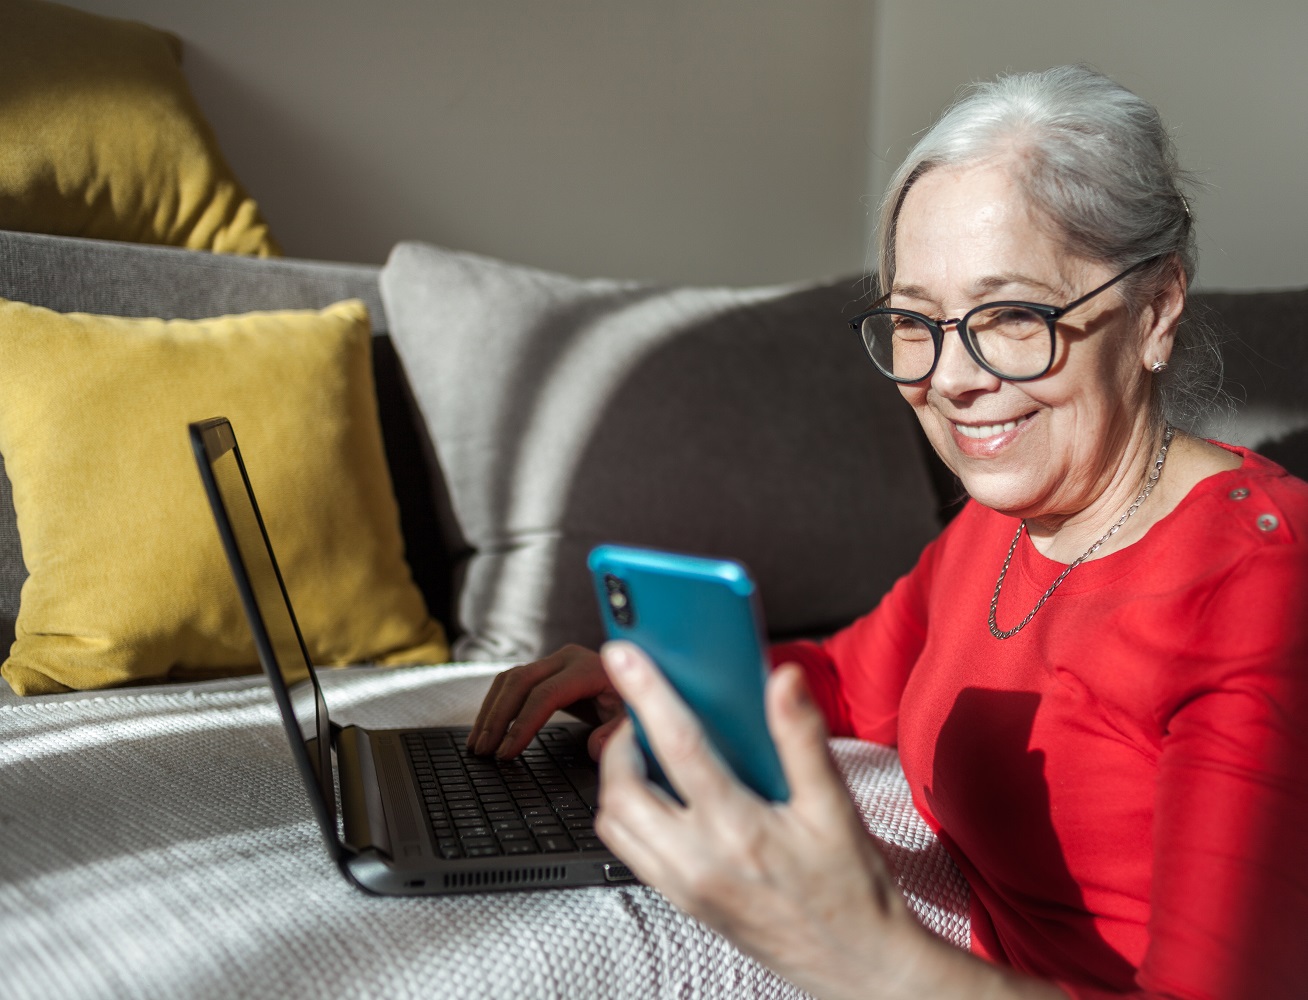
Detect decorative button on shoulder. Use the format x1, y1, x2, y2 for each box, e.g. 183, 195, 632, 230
1228, 487, 1250, 501
1257, 513, 1280, 532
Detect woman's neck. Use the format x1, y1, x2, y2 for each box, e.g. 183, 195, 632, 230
1024, 430, 1243, 564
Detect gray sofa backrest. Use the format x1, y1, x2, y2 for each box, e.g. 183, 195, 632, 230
2, 228, 1305, 664
0, 230, 453, 655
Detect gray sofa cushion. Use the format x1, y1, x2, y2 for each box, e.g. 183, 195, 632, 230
380, 241, 945, 661
0, 230, 452, 659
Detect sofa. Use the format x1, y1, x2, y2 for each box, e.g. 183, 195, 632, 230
1, 226, 1305, 1000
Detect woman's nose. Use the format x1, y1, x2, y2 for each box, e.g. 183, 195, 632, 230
930, 323, 1002, 398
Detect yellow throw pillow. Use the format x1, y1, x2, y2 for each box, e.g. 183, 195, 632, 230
0, 297, 448, 696
0, 0, 280, 256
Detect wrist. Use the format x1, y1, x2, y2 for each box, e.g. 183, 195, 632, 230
879, 928, 1070, 1000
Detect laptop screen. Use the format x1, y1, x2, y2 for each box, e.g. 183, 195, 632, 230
191, 418, 336, 831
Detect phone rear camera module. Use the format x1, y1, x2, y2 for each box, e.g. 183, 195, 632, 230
604, 574, 635, 628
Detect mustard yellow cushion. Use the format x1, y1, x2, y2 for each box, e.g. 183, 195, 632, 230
0, 0, 279, 256
0, 297, 448, 696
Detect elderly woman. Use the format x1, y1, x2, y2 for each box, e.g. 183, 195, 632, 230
467, 65, 1308, 998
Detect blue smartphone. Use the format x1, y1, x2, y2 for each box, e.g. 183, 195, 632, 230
587, 544, 789, 802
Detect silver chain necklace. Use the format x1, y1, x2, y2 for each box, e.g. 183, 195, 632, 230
988, 424, 1174, 640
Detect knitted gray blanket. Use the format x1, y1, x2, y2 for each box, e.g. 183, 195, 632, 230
0, 664, 968, 999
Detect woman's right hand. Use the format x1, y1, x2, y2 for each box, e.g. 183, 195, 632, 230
466, 644, 625, 762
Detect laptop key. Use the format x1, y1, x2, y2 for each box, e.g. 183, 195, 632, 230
454, 823, 493, 838
537, 835, 575, 853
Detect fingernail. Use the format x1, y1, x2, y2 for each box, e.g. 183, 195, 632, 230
791, 682, 811, 709
605, 642, 635, 675
783, 665, 811, 708
494, 738, 511, 759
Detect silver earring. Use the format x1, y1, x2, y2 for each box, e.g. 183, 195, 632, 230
1151, 361, 1169, 374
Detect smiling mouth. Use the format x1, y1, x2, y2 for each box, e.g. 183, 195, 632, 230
953, 413, 1034, 439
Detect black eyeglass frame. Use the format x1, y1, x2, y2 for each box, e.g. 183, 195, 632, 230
848, 256, 1158, 384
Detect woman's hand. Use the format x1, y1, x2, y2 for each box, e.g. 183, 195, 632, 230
592, 641, 1065, 1000
592, 639, 921, 997
466, 644, 626, 761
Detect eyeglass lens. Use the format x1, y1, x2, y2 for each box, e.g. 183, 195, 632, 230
860, 306, 1052, 381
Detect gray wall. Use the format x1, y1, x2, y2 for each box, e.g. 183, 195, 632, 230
68, 1, 1308, 290
69, 0, 875, 285
869, 0, 1308, 292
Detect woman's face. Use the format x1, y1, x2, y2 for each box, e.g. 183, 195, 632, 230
891, 161, 1163, 525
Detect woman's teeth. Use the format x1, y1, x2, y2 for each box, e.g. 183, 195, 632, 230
956, 416, 1029, 439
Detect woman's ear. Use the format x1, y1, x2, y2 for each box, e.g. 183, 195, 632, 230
1139, 257, 1187, 373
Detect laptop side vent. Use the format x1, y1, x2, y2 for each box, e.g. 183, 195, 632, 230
378, 736, 419, 843
443, 866, 568, 890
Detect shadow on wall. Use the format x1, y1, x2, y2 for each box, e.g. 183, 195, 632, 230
181, 46, 404, 264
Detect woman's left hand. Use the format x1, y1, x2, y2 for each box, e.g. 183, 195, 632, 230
593, 641, 931, 1000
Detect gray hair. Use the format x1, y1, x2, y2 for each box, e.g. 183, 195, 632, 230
876, 64, 1226, 430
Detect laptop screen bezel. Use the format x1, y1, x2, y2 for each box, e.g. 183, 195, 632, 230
190, 417, 345, 861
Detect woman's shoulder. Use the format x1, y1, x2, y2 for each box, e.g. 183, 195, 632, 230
1227, 445, 1308, 495
1140, 447, 1307, 698
1149, 445, 1308, 612
1187, 444, 1308, 539
922, 442, 1307, 574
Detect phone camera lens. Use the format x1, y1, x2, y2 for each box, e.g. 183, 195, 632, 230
603, 574, 635, 627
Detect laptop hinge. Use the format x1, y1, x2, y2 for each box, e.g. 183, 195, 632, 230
337, 725, 393, 859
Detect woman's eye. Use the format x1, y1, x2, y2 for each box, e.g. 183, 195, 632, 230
891, 315, 930, 332
973, 307, 1045, 336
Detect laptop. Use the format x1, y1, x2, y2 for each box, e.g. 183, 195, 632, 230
189, 416, 635, 895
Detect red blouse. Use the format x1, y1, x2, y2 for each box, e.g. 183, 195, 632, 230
774, 448, 1308, 998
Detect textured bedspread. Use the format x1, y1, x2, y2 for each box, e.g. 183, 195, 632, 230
0, 664, 968, 999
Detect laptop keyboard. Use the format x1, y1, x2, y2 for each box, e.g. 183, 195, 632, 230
403, 727, 606, 860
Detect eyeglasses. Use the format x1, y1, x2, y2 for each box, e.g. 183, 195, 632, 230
848, 257, 1155, 384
